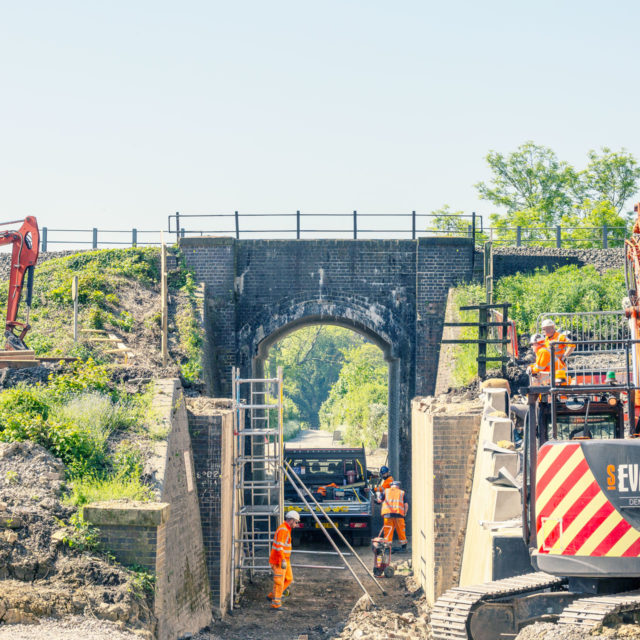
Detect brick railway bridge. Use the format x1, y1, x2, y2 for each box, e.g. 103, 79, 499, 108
181, 236, 474, 485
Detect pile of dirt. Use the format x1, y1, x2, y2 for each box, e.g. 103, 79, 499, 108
0, 441, 154, 636
329, 575, 428, 640
516, 621, 640, 639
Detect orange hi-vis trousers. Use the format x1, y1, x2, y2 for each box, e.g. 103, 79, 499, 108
383, 516, 407, 544
268, 559, 293, 609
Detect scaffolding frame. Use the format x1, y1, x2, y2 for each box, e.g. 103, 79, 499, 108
230, 366, 284, 610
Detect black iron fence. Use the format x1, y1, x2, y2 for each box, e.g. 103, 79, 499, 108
36, 213, 629, 251
167, 211, 481, 242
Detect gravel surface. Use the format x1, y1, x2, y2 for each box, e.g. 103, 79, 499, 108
0, 616, 143, 640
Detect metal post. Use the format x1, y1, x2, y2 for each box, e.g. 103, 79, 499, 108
235, 211, 240, 239
296, 210, 301, 239
412, 211, 416, 240
516, 226, 522, 247
353, 210, 357, 239
471, 211, 476, 244
175, 212, 180, 243
160, 236, 168, 366
132, 228, 137, 247
41, 227, 48, 252
501, 303, 509, 377
92, 228, 98, 249
478, 305, 488, 379
556, 225, 561, 248
72, 276, 79, 342
285, 461, 386, 595
603, 223, 608, 249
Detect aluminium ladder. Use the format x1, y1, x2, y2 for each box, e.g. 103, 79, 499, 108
230, 366, 284, 609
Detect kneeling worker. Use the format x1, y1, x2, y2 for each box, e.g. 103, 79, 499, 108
381, 480, 409, 552
268, 510, 300, 610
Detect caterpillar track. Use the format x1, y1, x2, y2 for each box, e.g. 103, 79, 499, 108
431, 574, 640, 640
430, 572, 566, 640
558, 590, 640, 629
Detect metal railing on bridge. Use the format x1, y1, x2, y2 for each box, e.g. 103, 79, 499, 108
167, 210, 481, 242
35, 215, 628, 251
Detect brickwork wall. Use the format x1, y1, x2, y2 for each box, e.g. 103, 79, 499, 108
187, 400, 234, 615
93, 523, 160, 571
181, 236, 474, 489
411, 399, 481, 604
151, 380, 212, 638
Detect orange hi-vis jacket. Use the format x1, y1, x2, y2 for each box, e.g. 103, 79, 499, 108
269, 521, 292, 565
530, 346, 567, 379
545, 331, 574, 363
376, 475, 393, 493
381, 486, 406, 517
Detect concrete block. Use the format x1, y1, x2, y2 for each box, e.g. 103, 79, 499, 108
483, 388, 509, 415
493, 488, 521, 520
491, 453, 518, 477
487, 417, 512, 443
83, 502, 170, 527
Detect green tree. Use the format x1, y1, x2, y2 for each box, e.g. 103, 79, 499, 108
266, 326, 363, 428
582, 148, 640, 214
427, 205, 487, 242
319, 343, 388, 448
476, 142, 639, 247
476, 142, 579, 223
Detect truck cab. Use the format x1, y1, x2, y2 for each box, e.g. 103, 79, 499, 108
284, 446, 372, 545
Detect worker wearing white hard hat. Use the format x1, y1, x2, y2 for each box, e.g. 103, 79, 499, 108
541, 319, 576, 362
267, 510, 300, 610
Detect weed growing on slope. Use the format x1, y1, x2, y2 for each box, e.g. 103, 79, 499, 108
0, 360, 153, 494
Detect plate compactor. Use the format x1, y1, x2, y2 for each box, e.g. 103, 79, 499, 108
372, 527, 395, 578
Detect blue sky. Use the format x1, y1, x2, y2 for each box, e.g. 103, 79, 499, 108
2, 1, 639, 238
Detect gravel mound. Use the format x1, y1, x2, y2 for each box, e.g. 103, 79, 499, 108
516, 621, 640, 639
0, 615, 142, 639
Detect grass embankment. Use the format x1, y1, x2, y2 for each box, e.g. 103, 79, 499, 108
0, 247, 203, 381
0, 359, 153, 506
0, 247, 206, 506
450, 264, 626, 387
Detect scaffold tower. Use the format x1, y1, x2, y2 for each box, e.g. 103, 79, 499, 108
230, 366, 284, 609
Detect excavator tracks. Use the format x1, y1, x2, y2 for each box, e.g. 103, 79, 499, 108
430, 572, 565, 640
558, 590, 640, 629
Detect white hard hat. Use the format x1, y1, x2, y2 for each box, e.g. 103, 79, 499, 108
541, 319, 556, 329
530, 333, 544, 345
285, 510, 300, 522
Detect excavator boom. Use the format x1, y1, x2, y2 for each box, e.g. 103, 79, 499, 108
0, 217, 39, 350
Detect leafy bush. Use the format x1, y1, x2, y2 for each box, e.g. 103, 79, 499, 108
0, 361, 152, 480
494, 265, 625, 333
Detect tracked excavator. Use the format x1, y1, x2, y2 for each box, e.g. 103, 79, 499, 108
0, 217, 39, 350
430, 205, 640, 639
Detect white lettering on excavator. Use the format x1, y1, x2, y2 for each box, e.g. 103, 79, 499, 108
617, 464, 640, 492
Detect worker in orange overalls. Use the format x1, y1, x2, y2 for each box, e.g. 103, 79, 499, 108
381, 480, 409, 553
541, 319, 575, 369
527, 333, 569, 383
267, 510, 300, 610
374, 465, 393, 503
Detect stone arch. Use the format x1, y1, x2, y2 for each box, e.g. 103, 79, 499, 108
238, 297, 412, 478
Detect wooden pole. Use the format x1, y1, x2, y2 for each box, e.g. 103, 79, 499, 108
72, 276, 79, 342
161, 233, 168, 366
